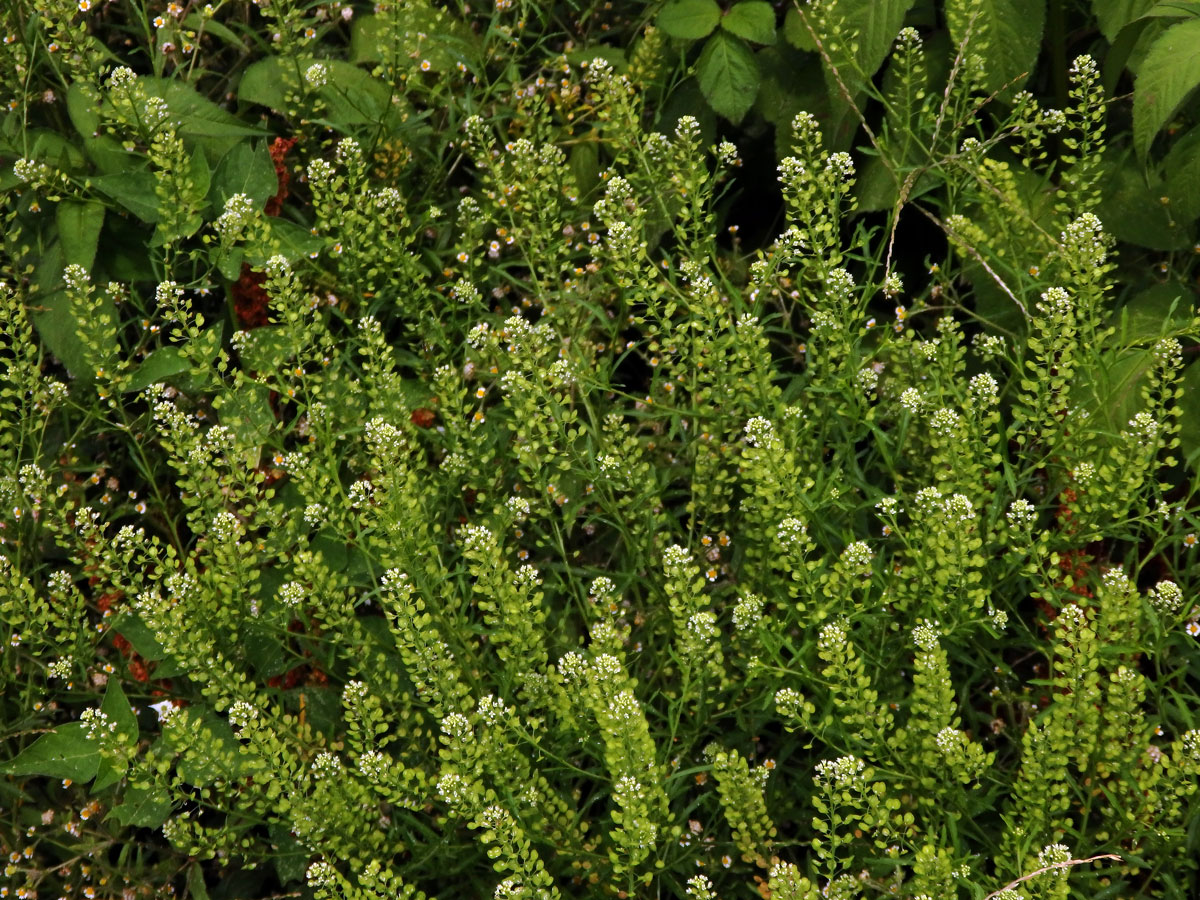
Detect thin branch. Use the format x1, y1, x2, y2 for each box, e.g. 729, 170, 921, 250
913, 204, 1029, 319
984, 853, 1122, 899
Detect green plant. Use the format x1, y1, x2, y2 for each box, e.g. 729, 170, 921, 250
3, 2, 1200, 900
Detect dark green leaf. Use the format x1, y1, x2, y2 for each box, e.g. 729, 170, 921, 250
216, 382, 276, 448
109, 783, 174, 829
658, 0, 721, 40
210, 140, 278, 211
696, 32, 761, 123
721, 1, 777, 44
56, 200, 105, 270
1097, 155, 1193, 249
92, 171, 160, 223
945, 0, 1045, 94
1133, 19, 1200, 157
66, 83, 101, 139
94, 679, 139, 792
1093, 0, 1158, 41
111, 611, 167, 662
124, 347, 192, 394
0, 723, 100, 782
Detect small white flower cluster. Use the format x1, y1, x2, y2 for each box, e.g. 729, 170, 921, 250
79, 710, 115, 744
358, 750, 390, 783
476, 694, 509, 727
1154, 337, 1183, 370
214, 194, 256, 241
381, 569, 409, 593
899, 387, 924, 414
1036, 842, 1072, 871
1100, 567, 1133, 595
1074, 461, 1096, 484
441, 712, 473, 742
934, 727, 966, 755
716, 141, 740, 167
13, 157, 51, 185
365, 417, 407, 458
942, 493, 975, 523
733, 592, 764, 631
841, 540, 874, 573
347, 479, 375, 507
302, 504, 327, 527
306, 861, 337, 888
506, 495, 531, 521
825, 152, 855, 181
912, 620, 941, 652
776, 517, 808, 549
817, 620, 847, 653
303, 62, 328, 88
743, 416, 777, 449
686, 611, 718, 643
48, 656, 74, 681
813, 754, 865, 789
876, 496, 899, 517
308, 157, 334, 185
1150, 580, 1183, 614
459, 523, 494, 555
663, 543, 693, 569
209, 511, 242, 543
311, 751, 343, 778
228, 700, 258, 730
930, 407, 961, 438
1061, 212, 1109, 270
1036, 286, 1072, 319
856, 366, 880, 393
278, 581, 307, 608
675, 115, 702, 143
968, 372, 999, 406
1125, 411, 1159, 446
513, 564, 542, 589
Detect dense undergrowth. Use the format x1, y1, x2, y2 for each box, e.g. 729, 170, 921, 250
3, 1, 1200, 899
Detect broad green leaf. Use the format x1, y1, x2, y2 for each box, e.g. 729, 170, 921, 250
145, 79, 267, 140
721, 1, 777, 44
56, 200, 105, 270
783, 7, 816, 49
1164, 124, 1200, 221
945, 0, 1045, 94
696, 31, 761, 123
830, 0, 916, 84
1114, 283, 1194, 343
109, 783, 173, 829
250, 217, 324, 264
1097, 155, 1193, 249
1179, 360, 1200, 466
1133, 19, 1200, 157
1092, 0, 1158, 41
111, 611, 167, 661
182, 10, 246, 49
94, 679, 139, 792
240, 58, 401, 127
172, 711, 246, 786
658, 0, 722, 39
124, 347, 192, 393
66, 83, 101, 139
29, 128, 88, 172
210, 140, 278, 211
215, 382, 276, 449
0, 722, 100, 782
92, 171, 160, 223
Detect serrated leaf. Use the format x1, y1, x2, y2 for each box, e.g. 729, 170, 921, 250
721, 1, 777, 44
696, 31, 761, 123
0, 723, 100, 782
658, 0, 722, 39
1133, 19, 1200, 157
946, 0, 1045, 94
833, 0, 917, 82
